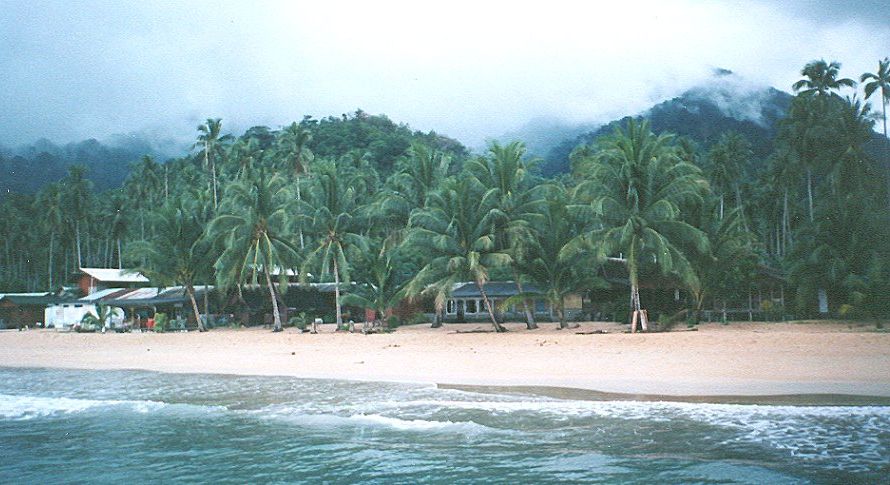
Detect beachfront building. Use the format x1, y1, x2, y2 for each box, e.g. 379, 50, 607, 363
443, 281, 585, 323
76, 267, 149, 295
0, 292, 72, 329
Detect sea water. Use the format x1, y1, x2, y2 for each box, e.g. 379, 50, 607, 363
0, 368, 887, 484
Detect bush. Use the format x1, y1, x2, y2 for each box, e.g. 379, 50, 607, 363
288, 312, 309, 330
386, 315, 402, 329
154, 313, 168, 333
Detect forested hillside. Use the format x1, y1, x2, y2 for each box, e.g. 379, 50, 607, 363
2, 58, 889, 328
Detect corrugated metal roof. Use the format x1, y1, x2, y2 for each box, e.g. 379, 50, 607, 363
77, 288, 133, 302
450, 281, 541, 298
79, 268, 149, 283
0, 292, 51, 299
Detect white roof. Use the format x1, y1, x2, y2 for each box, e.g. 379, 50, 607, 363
80, 268, 149, 283
78, 288, 129, 302
0, 292, 50, 298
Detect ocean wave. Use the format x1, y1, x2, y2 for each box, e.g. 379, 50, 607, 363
254, 405, 495, 434
0, 393, 227, 421
0, 393, 166, 420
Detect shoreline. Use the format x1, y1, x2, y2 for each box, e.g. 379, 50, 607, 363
2, 321, 889, 402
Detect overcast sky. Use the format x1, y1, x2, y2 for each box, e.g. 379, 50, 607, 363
1, 0, 888, 149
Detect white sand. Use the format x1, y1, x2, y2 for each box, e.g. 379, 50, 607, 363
2, 321, 889, 397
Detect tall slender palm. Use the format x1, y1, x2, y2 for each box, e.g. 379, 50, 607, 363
791, 60, 855, 221
466, 141, 544, 329
61, 166, 93, 269
792, 59, 856, 97
861, 58, 890, 205
130, 201, 214, 331
406, 176, 510, 332
300, 164, 364, 328
195, 118, 232, 210
278, 122, 314, 249
573, 120, 709, 329
706, 132, 751, 220
36, 183, 64, 289
209, 171, 299, 332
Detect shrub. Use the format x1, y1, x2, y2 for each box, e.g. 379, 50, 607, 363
154, 313, 168, 333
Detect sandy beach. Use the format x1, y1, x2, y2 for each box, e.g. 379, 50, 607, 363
2, 321, 889, 399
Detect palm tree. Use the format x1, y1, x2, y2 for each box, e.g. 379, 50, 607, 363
790, 60, 855, 222
61, 165, 93, 269
706, 132, 752, 220
130, 201, 214, 331
861, 58, 890, 205
406, 176, 511, 332
510, 185, 605, 329
793, 59, 856, 97
195, 118, 232, 210
278, 122, 314, 249
300, 164, 364, 329
209, 171, 299, 332
573, 119, 709, 331
340, 237, 406, 332
466, 141, 544, 329
36, 183, 64, 289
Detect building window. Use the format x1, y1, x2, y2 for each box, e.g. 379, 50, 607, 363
446, 300, 455, 314
467, 299, 477, 314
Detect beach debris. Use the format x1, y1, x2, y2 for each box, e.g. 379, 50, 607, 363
575, 330, 609, 335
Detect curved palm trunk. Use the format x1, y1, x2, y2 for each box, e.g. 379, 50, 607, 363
513, 270, 537, 329
477, 281, 506, 333
431, 305, 443, 328
333, 258, 343, 329
186, 284, 206, 332
264, 269, 283, 332
882, 96, 889, 209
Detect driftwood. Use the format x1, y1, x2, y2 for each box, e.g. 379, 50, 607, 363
452, 329, 495, 334
575, 330, 609, 335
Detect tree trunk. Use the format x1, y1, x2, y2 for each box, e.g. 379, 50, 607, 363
264, 269, 283, 332
48, 230, 55, 290
630, 282, 643, 333
431, 306, 443, 328
203, 285, 210, 327
513, 270, 537, 329
333, 258, 343, 328
882, 96, 889, 209
75, 220, 82, 269
186, 284, 206, 332
477, 281, 506, 332
557, 296, 568, 329
806, 167, 814, 222
296, 180, 305, 249
117, 238, 122, 269
719, 194, 724, 220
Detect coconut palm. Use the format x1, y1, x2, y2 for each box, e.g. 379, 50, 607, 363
792, 59, 856, 98
209, 171, 299, 332
278, 122, 314, 248
861, 57, 890, 205
509, 185, 605, 329
466, 140, 544, 329
300, 164, 364, 329
706, 132, 752, 220
195, 118, 232, 210
61, 165, 93, 268
406, 176, 510, 332
36, 183, 64, 289
340, 237, 406, 331
130, 200, 214, 331
573, 119, 709, 330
